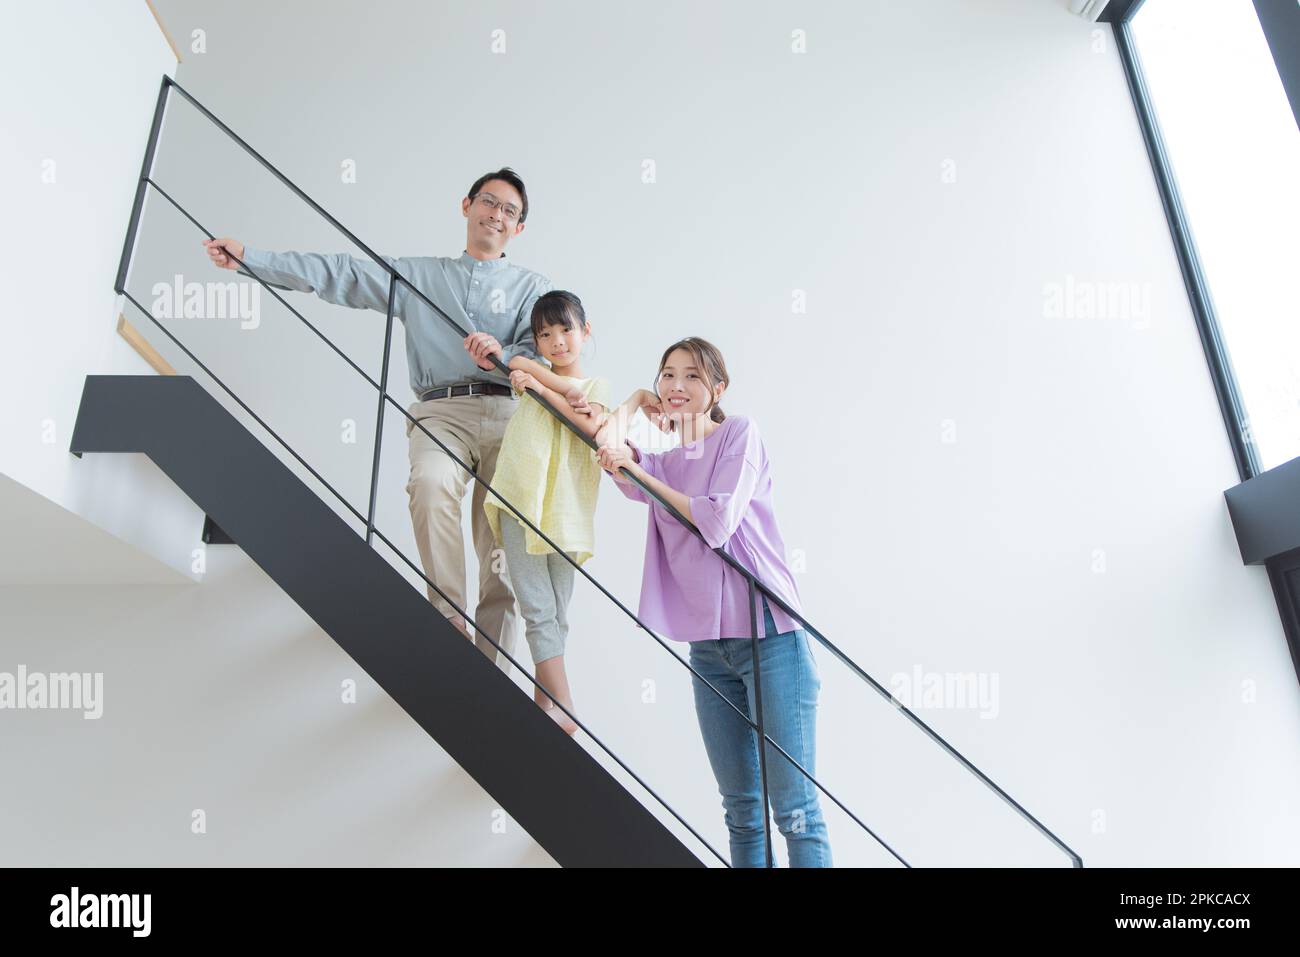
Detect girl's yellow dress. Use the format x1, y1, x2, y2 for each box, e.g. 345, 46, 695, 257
484, 375, 611, 567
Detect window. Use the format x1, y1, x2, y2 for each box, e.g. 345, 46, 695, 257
1129, 0, 1300, 473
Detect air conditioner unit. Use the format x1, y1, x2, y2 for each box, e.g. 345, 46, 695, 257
1069, 0, 1111, 21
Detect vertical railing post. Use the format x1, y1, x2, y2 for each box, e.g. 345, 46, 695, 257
115, 76, 172, 295
366, 273, 397, 546
749, 576, 773, 867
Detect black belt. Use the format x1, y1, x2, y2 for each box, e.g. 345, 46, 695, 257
418, 382, 514, 401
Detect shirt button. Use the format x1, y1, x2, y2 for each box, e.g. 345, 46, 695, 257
469, 313, 475, 318
473, 280, 479, 285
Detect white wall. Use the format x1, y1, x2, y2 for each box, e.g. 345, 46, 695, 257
0, 549, 552, 867
0, 473, 189, 585
13, 0, 1297, 865
0, 1, 201, 578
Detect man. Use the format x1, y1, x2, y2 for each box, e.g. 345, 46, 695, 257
204, 168, 573, 675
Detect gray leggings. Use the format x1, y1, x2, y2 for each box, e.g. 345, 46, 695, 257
498, 514, 577, 664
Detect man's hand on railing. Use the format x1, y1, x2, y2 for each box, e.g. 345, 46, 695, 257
203, 237, 245, 270
464, 332, 502, 371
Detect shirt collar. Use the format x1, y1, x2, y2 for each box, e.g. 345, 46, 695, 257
458, 250, 510, 270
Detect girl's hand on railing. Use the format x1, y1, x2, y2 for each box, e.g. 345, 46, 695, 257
564, 383, 591, 414
509, 369, 537, 394
203, 237, 244, 270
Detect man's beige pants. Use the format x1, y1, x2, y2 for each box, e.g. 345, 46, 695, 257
404, 393, 522, 673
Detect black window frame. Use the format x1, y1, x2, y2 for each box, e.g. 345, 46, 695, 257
1103, 0, 1300, 686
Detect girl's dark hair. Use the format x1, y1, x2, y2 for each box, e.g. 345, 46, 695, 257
530, 289, 586, 339
656, 336, 730, 424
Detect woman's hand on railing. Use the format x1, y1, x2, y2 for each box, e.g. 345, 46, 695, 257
596, 444, 636, 477
203, 237, 244, 270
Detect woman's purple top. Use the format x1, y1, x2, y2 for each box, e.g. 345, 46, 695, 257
611, 415, 805, 642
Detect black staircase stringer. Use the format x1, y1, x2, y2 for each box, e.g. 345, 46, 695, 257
71, 374, 703, 868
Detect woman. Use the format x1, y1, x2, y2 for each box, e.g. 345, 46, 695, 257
595, 337, 832, 868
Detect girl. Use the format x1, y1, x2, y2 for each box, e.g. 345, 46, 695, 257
595, 337, 833, 867
482, 290, 610, 735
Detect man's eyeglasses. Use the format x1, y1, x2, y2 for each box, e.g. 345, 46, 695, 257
472, 192, 521, 223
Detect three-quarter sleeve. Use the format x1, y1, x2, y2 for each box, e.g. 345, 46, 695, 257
688, 454, 761, 548
687, 419, 764, 549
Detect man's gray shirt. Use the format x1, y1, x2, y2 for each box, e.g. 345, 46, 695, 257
238, 247, 550, 397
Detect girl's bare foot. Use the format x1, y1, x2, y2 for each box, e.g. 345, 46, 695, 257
536, 696, 578, 736
544, 702, 579, 736
534, 657, 578, 735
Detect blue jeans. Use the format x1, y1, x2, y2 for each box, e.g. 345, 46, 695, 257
688, 595, 833, 868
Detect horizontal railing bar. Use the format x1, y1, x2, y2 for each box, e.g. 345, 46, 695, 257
120, 290, 368, 528
162, 76, 527, 388
163, 77, 398, 280
142, 176, 385, 395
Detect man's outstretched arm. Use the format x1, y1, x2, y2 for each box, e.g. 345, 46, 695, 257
204, 237, 401, 314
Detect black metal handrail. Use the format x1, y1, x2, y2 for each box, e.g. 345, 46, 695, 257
125, 195, 890, 869
116, 74, 1082, 868
113, 283, 729, 866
